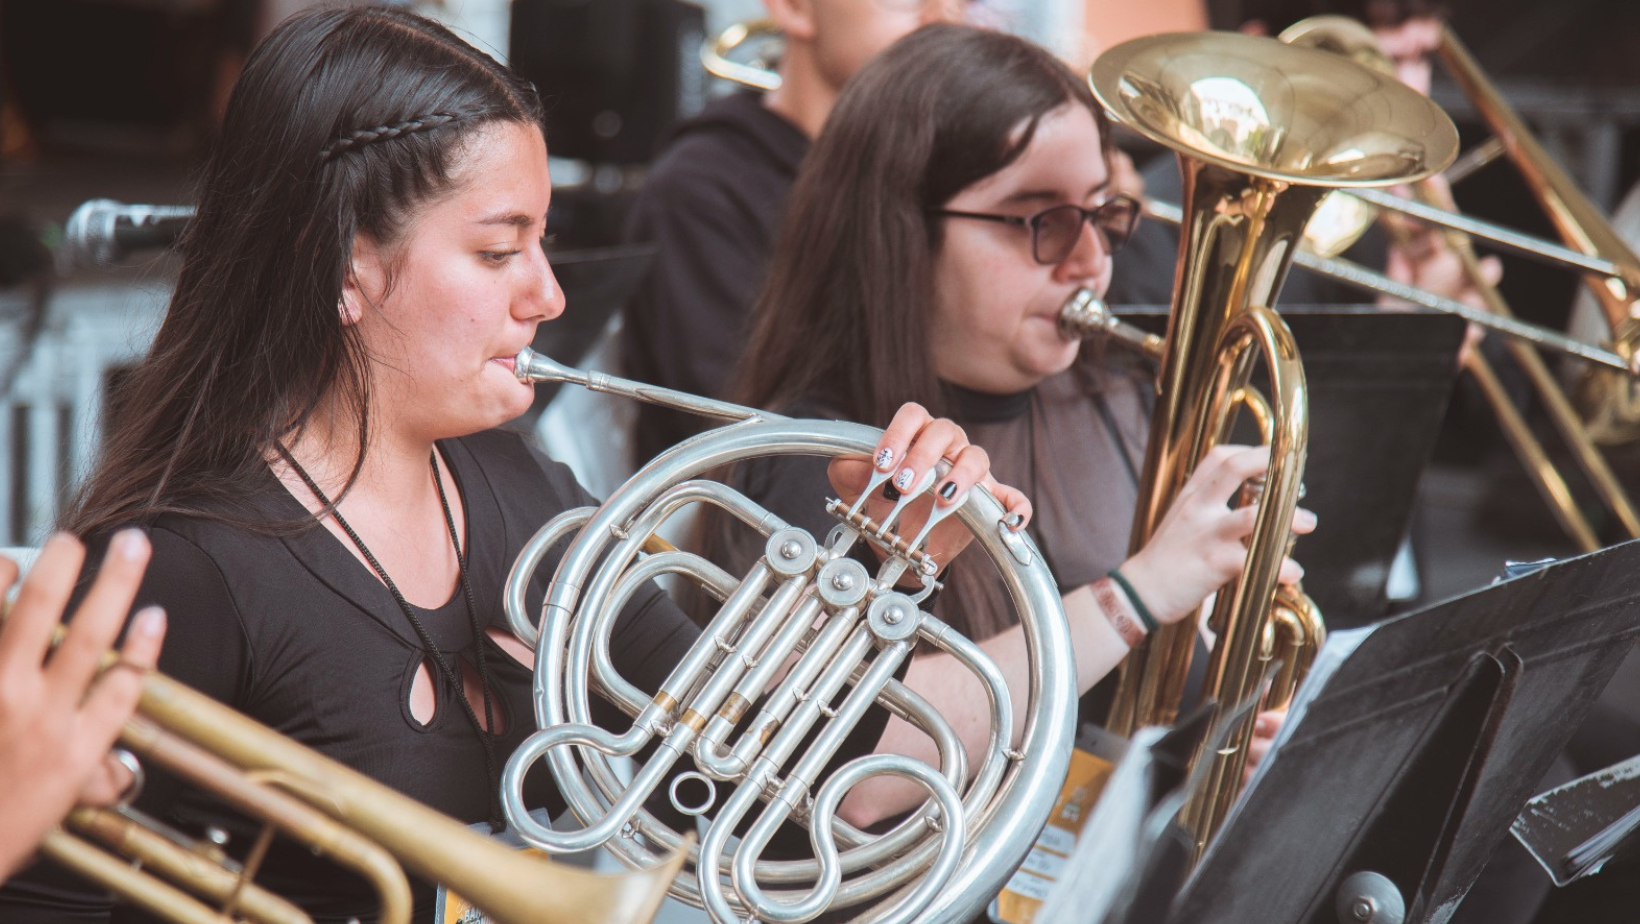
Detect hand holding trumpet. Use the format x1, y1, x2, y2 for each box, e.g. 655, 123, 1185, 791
0, 531, 165, 879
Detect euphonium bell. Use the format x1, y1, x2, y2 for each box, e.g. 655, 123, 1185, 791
1087, 30, 1458, 860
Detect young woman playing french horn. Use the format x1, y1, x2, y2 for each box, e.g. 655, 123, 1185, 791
0, 8, 1041, 922
707, 24, 1316, 814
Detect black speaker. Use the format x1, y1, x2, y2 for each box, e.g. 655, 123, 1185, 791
510, 0, 708, 166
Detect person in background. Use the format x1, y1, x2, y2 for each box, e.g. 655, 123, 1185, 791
620, 0, 980, 463
704, 24, 1312, 814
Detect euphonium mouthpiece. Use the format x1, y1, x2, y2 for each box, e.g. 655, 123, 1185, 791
1058, 289, 1164, 359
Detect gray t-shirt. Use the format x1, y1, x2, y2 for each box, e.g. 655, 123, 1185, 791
716, 357, 1154, 644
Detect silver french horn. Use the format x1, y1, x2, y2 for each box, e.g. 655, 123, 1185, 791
499, 348, 1077, 924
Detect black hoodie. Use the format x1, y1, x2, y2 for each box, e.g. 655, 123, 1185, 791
620, 91, 810, 463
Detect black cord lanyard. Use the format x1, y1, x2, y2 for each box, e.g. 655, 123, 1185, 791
278, 444, 504, 831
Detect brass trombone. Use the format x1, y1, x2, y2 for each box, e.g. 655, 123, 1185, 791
27, 629, 685, 924
1276, 14, 1640, 553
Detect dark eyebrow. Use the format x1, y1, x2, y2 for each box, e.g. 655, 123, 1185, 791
474, 212, 541, 229
997, 180, 1112, 209
997, 189, 1061, 208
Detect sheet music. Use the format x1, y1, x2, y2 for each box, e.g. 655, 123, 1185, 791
1033, 727, 1169, 924
1513, 754, 1640, 885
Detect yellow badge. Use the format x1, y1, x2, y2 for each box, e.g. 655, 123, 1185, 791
990, 747, 1114, 924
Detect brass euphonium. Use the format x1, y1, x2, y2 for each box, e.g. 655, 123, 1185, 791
1084, 31, 1459, 860
501, 349, 1078, 924
1058, 293, 1324, 711
23, 633, 685, 924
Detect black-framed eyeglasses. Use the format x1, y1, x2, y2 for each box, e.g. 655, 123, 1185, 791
930, 194, 1141, 265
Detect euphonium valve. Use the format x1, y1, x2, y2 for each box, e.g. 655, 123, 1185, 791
503, 348, 1077, 924
1088, 30, 1457, 860
1057, 287, 1326, 761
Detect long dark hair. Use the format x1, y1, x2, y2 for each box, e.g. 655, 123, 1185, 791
730, 23, 1114, 424
65, 7, 543, 537
703, 25, 1117, 639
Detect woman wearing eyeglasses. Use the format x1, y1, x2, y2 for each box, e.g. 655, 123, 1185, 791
704, 24, 1313, 805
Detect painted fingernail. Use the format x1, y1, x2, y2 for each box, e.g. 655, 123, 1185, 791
1004, 512, 1024, 530
937, 480, 958, 501
114, 529, 145, 560
875, 447, 895, 471
894, 467, 916, 492
133, 606, 166, 638
882, 482, 902, 501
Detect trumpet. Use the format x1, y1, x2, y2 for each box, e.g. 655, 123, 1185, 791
499, 348, 1079, 924
701, 19, 783, 92
15, 626, 685, 924
1087, 29, 1458, 861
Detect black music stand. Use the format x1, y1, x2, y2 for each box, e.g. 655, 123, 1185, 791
1122, 305, 1469, 628
1512, 753, 1640, 886
1131, 537, 1640, 924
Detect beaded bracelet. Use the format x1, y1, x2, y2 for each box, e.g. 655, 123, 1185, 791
1092, 577, 1146, 648
1106, 568, 1160, 634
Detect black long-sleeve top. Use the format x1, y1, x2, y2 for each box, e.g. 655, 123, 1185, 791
620, 91, 810, 463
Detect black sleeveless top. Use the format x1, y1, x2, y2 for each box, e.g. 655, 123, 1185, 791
1, 430, 698, 923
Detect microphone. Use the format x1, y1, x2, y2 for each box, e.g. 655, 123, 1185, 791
60, 199, 194, 271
